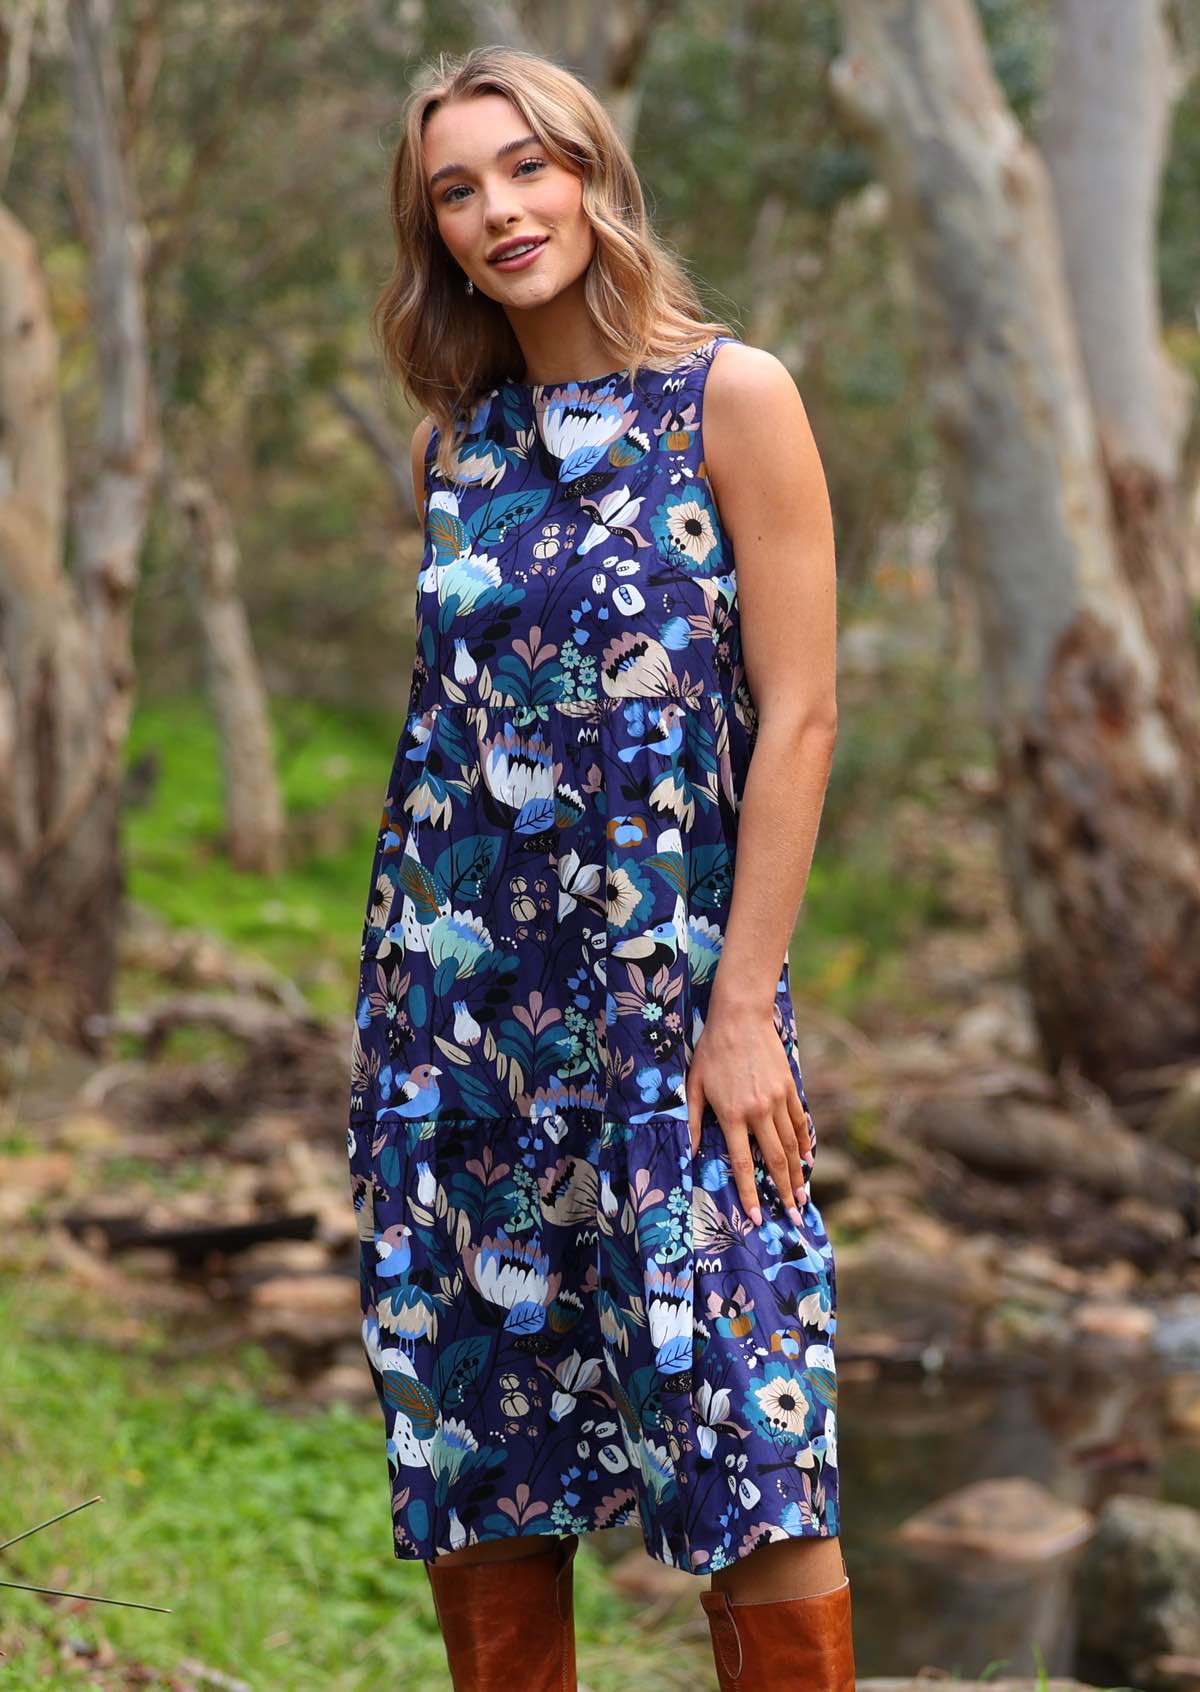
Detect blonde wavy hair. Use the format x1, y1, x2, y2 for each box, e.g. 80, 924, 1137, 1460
372, 44, 737, 483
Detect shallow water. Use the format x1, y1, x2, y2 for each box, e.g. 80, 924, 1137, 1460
838, 1354, 1200, 1680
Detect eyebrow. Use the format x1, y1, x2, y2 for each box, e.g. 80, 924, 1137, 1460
427, 133, 542, 192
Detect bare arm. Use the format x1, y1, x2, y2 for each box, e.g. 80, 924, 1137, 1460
685, 342, 839, 1225
411, 414, 435, 524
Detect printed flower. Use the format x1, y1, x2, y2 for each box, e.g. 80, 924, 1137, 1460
429, 548, 503, 613
535, 386, 634, 481
606, 858, 652, 931
426, 909, 495, 979
463, 1231, 561, 1334
693, 1378, 737, 1460
576, 485, 649, 554
600, 629, 676, 698
482, 719, 558, 818
650, 490, 723, 574
742, 1359, 816, 1445
687, 913, 724, 982
738, 1522, 790, 1558
706, 1282, 755, 1338
645, 1258, 694, 1375
364, 871, 396, 944
428, 1416, 480, 1488
548, 1350, 604, 1422
631, 1431, 677, 1502
793, 1281, 835, 1333
557, 848, 603, 919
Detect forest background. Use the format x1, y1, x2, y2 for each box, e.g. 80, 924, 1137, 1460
3, 0, 1200, 1687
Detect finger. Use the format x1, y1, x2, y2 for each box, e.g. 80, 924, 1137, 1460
787, 1084, 814, 1169
720, 1119, 761, 1227
774, 1105, 806, 1212
754, 1112, 805, 1229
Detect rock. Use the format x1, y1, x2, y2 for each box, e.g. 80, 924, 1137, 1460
808, 1145, 855, 1201
1074, 1494, 1200, 1692
1069, 1299, 1156, 1349
895, 1476, 1093, 1564
910, 1091, 1197, 1216
947, 995, 1039, 1062
247, 1272, 360, 1347
833, 1224, 998, 1350
237, 1239, 331, 1276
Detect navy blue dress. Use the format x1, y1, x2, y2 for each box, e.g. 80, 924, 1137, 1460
346, 333, 840, 1572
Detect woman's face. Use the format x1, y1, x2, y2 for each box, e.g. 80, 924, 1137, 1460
422, 93, 595, 308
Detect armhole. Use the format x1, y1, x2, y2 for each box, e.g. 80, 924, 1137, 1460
695, 335, 741, 523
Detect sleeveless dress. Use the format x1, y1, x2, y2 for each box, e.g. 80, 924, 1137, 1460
345, 333, 840, 1573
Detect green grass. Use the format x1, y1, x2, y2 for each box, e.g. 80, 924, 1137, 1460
123, 693, 397, 1022
0, 1262, 706, 1691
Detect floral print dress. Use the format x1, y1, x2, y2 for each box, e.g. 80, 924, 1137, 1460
346, 332, 840, 1572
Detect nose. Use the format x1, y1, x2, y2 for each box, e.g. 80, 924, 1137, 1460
481, 175, 523, 227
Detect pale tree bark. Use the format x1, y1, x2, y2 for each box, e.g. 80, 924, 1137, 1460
830, 0, 1200, 1094
0, 0, 163, 1036
1040, 0, 1200, 697
169, 473, 286, 875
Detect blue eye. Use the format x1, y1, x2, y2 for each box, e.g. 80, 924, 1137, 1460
441, 157, 545, 204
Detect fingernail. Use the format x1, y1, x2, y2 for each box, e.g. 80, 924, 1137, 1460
794, 1185, 807, 1208
787, 1205, 804, 1227
750, 1205, 763, 1227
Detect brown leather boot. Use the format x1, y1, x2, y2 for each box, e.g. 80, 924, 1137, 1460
424, 1533, 579, 1691
699, 1557, 856, 1691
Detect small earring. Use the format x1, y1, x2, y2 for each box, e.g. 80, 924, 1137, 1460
465, 276, 474, 295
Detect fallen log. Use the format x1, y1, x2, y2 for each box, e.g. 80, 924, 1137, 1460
54, 1209, 318, 1267
907, 1090, 1199, 1228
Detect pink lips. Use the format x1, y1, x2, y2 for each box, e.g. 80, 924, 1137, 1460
489, 236, 548, 271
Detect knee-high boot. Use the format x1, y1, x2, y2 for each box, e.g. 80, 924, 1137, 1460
699, 1555, 856, 1691
425, 1533, 579, 1692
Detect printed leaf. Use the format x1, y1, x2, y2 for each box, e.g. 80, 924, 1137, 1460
434, 1335, 494, 1408
466, 486, 550, 546
381, 1372, 439, 1438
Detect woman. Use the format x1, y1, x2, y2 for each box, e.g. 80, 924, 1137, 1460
348, 42, 851, 1692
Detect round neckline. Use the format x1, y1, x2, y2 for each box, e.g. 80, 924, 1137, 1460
497, 336, 726, 398
504, 362, 633, 394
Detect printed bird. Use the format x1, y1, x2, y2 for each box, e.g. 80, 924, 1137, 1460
373, 1222, 414, 1280
383, 1062, 443, 1118
610, 918, 680, 979
610, 894, 689, 980
617, 700, 687, 763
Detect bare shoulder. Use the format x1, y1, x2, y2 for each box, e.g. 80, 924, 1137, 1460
701, 341, 820, 508
410, 414, 435, 520
703, 342, 808, 445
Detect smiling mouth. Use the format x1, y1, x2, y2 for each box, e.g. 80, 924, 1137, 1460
489, 236, 549, 263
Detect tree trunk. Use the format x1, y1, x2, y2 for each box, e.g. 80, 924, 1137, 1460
0, 0, 161, 1040
830, 0, 1200, 1093
170, 473, 285, 875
